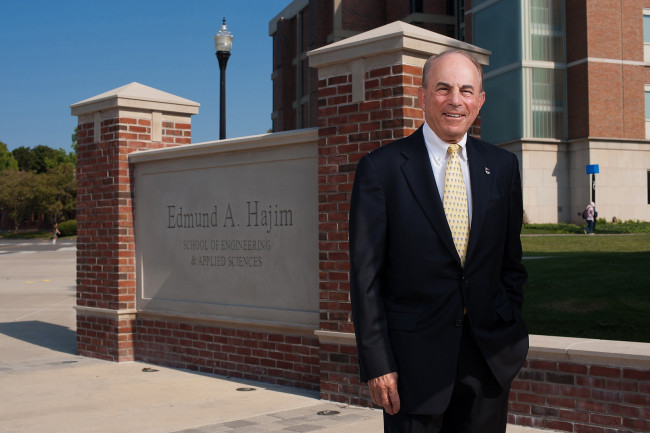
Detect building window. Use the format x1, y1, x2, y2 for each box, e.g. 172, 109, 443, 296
457, 0, 465, 41
522, 0, 566, 140
529, 0, 565, 62
644, 9, 650, 62
528, 67, 566, 139
410, 0, 423, 14
645, 85, 650, 139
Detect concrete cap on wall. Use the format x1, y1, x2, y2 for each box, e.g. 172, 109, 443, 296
268, 0, 308, 35
307, 20, 491, 70
529, 334, 650, 369
70, 82, 200, 117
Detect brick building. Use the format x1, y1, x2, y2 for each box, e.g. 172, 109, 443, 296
270, 0, 650, 223
269, 0, 465, 133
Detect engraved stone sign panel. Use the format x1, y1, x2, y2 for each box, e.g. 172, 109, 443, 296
133, 133, 318, 327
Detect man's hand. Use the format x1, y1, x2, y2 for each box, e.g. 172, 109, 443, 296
367, 372, 400, 415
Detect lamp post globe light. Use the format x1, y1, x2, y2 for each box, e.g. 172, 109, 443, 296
214, 18, 233, 140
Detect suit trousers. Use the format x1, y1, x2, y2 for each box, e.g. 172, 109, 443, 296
383, 322, 510, 433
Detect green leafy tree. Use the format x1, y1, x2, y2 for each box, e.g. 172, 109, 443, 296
31, 145, 70, 174
2, 139, 77, 231
0, 170, 39, 231
39, 164, 76, 225
72, 127, 78, 153
10, 145, 72, 174
69, 127, 78, 166
12, 146, 36, 172
0, 141, 18, 171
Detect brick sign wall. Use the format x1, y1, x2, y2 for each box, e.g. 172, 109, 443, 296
510, 357, 650, 431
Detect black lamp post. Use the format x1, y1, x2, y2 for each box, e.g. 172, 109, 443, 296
214, 18, 233, 140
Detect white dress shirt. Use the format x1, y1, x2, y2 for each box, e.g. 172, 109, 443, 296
422, 122, 473, 227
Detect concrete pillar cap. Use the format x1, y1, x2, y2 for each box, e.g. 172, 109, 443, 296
308, 20, 490, 69
70, 82, 199, 117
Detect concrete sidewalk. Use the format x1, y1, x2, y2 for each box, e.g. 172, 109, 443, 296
0, 239, 553, 433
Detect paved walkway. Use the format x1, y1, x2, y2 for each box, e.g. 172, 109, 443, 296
0, 239, 554, 433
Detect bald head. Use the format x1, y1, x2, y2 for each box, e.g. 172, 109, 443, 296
422, 50, 484, 92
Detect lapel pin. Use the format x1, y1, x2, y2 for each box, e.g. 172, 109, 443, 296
484, 167, 491, 175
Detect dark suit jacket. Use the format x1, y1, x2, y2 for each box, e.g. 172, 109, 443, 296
349, 126, 529, 415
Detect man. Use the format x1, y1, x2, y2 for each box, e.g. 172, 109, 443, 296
349, 50, 529, 432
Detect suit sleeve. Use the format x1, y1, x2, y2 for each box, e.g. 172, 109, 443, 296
501, 154, 527, 311
349, 155, 397, 383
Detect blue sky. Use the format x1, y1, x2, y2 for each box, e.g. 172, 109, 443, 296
0, 0, 292, 153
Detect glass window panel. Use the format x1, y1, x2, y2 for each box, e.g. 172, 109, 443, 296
481, 69, 523, 143
644, 14, 650, 43
530, 68, 565, 139
473, 0, 521, 70
528, 0, 564, 62
645, 91, 650, 119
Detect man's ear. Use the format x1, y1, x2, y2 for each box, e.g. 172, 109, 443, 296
417, 86, 426, 111
477, 91, 486, 111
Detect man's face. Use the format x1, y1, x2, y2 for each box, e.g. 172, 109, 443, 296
417, 53, 485, 144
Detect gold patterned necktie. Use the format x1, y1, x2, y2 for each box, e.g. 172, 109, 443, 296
443, 143, 469, 267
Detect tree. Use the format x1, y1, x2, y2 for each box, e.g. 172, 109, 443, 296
12, 146, 36, 172
39, 164, 76, 225
31, 145, 70, 174
0, 141, 18, 171
0, 170, 38, 231
1, 140, 77, 231
72, 127, 78, 153
10, 145, 73, 174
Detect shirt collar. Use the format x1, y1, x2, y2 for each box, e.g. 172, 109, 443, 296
422, 122, 468, 163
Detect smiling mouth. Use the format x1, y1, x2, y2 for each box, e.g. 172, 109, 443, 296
444, 113, 465, 118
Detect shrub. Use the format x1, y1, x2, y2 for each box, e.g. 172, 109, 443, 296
522, 223, 583, 234
57, 219, 76, 237
522, 220, 650, 234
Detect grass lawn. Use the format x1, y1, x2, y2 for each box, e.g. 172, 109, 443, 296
521, 234, 650, 343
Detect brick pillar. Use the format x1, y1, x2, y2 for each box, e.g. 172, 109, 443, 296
308, 21, 489, 405
70, 82, 199, 361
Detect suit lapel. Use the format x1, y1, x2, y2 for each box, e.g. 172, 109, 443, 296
400, 128, 458, 261
466, 137, 491, 265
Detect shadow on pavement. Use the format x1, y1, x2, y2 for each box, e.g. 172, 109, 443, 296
0, 320, 76, 354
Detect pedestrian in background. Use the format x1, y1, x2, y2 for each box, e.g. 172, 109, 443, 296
52, 223, 61, 244
582, 202, 595, 235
